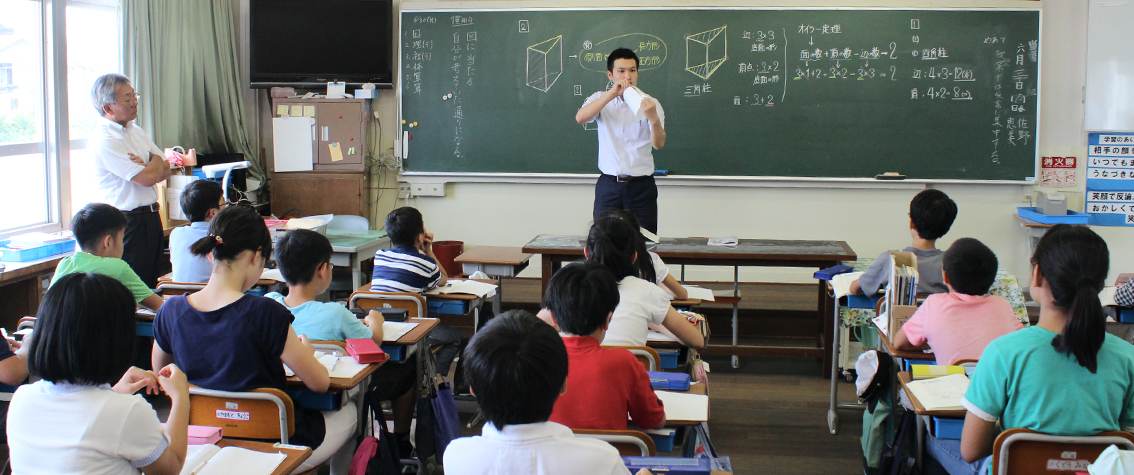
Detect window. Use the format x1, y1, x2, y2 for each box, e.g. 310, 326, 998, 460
0, 0, 48, 234
67, 0, 121, 213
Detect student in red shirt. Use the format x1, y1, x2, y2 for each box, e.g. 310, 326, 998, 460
547, 261, 666, 431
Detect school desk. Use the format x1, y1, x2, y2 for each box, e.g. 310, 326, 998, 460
898, 371, 967, 469
523, 235, 857, 371
215, 439, 312, 475
454, 246, 531, 316
0, 251, 72, 330
326, 229, 390, 290
381, 317, 440, 393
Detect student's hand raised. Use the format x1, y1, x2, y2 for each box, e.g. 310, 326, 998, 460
113, 366, 160, 395
156, 364, 189, 401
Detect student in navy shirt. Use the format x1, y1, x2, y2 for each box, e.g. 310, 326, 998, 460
371, 207, 463, 379
152, 206, 356, 474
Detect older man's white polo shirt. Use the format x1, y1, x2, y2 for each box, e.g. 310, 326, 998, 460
444, 421, 630, 475
582, 91, 666, 177
88, 117, 162, 211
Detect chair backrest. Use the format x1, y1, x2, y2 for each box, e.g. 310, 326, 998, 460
188, 386, 295, 443
328, 215, 370, 231
311, 341, 348, 356
350, 291, 427, 318
156, 281, 206, 296
603, 345, 661, 372
991, 428, 1134, 475
16, 317, 35, 332
573, 429, 656, 456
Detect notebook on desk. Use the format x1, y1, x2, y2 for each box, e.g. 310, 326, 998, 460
655, 390, 708, 422
180, 444, 286, 475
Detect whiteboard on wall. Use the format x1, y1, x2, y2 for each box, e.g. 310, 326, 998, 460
1085, 0, 1134, 132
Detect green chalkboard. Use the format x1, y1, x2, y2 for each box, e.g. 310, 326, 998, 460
400, 8, 1040, 180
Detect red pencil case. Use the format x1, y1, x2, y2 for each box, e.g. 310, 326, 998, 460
345, 338, 388, 364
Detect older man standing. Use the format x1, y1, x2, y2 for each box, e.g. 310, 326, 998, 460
88, 73, 171, 288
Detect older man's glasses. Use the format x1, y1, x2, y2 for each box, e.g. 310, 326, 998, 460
118, 93, 141, 104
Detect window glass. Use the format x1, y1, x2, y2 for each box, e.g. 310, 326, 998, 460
0, 0, 48, 232
68, 0, 120, 212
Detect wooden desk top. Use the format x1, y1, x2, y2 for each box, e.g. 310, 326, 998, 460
670, 298, 702, 307
157, 273, 278, 288
455, 246, 532, 266
0, 252, 72, 284
875, 327, 936, 361
215, 439, 312, 475
523, 235, 856, 262
897, 371, 967, 418
388, 317, 439, 346
287, 359, 383, 391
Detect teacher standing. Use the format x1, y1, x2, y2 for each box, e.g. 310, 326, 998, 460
576, 48, 666, 235
88, 73, 172, 288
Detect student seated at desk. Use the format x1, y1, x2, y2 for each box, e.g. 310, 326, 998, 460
0, 332, 28, 387
1113, 276, 1134, 306
893, 238, 1023, 366
849, 189, 958, 297
266, 228, 417, 456
151, 206, 355, 474
545, 262, 665, 431
445, 310, 651, 475
168, 179, 223, 283
584, 217, 704, 348
9, 273, 190, 475
370, 206, 463, 379
935, 226, 1134, 475
601, 209, 688, 299
50, 203, 164, 311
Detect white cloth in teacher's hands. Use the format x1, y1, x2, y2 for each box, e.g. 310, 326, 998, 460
623, 87, 657, 121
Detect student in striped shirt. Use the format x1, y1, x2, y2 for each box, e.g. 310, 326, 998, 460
371, 207, 463, 380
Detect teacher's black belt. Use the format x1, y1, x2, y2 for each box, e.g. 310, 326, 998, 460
124, 202, 160, 214
604, 174, 652, 183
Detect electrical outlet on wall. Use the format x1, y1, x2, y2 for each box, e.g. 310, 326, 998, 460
398, 184, 412, 198
412, 182, 445, 197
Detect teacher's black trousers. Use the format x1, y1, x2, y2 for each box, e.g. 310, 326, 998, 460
593, 174, 658, 235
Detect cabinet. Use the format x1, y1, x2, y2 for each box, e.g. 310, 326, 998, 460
272, 98, 368, 171
271, 172, 368, 219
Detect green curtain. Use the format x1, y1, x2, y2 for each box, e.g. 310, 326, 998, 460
122, 0, 264, 181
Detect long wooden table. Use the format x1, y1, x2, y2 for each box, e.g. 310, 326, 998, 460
523, 235, 857, 372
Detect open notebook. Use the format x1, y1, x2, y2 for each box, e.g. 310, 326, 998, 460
904, 373, 969, 411
180, 444, 286, 475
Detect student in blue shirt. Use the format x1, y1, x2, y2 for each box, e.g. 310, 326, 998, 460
266, 229, 418, 456
934, 225, 1134, 475
168, 180, 223, 283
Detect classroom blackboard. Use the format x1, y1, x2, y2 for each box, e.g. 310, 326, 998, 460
400, 8, 1040, 180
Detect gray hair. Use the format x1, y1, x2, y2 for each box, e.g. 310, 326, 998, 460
91, 73, 131, 116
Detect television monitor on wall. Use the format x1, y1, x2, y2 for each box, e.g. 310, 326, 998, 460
249, 0, 393, 89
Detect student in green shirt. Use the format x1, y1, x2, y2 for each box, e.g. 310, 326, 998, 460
50, 203, 164, 311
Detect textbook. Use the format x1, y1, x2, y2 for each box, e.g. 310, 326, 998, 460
911, 365, 966, 380
905, 374, 969, 411
179, 444, 286, 475
830, 272, 865, 299
427, 279, 497, 298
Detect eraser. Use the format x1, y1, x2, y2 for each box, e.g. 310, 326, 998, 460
875, 172, 906, 180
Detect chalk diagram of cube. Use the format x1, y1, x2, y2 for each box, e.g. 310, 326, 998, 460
685, 26, 727, 80
526, 35, 563, 93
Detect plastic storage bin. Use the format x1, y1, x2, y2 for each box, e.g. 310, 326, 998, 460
428, 299, 469, 315
1017, 207, 1090, 225
932, 417, 964, 439
0, 238, 76, 262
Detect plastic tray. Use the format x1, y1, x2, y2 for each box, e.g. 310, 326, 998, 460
428, 299, 469, 315
1017, 207, 1090, 225
0, 238, 76, 262
932, 417, 964, 439
380, 345, 406, 361
648, 431, 677, 452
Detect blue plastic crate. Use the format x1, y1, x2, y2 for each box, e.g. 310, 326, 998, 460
648, 430, 677, 452
1116, 308, 1134, 324
0, 238, 76, 262
381, 345, 406, 361
428, 299, 469, 315
932, 417, 964, 439
135, 322, 154, 337
1016, 207, 1090, 225
902, 358, 935, 372
657, 350, 679, 369
286, 388, 343, 411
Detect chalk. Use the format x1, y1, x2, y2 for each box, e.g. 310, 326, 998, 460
875, 172, 907, 180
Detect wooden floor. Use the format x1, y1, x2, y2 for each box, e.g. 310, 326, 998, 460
457, 278, 867, 474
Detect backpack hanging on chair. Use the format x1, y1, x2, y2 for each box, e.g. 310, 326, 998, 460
350, 390, 402, 475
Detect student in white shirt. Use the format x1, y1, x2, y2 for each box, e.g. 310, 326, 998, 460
600, 208, 688, 299
576, 48, 667, 235
169, 180, 224, 282
88, 73, 172, 288
585, 217, 704, 348
8, 272, 189, 475
444, 310, 652, 475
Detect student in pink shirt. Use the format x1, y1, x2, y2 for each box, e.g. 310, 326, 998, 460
894, 238, 1024, 365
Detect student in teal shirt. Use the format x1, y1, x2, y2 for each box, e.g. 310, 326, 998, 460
50, 203, 163, 311
936, 226, 1134, 475
265, 229, 418, 456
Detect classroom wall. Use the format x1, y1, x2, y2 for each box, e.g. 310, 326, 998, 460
252, 0, 1134, 286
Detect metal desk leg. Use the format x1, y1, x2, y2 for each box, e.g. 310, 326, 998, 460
828, 298, 842, 434
351, 252, 362, 290
731, 266, 739, 369
490, 275, 502, 317
917, 415, 927, 471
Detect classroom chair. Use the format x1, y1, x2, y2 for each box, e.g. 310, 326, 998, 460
327, 215, 370, 231
155, 280, 206, 297
990, 428, 1134, 475
573, 429, 656, 456
603, 345, 661, 372
188, 386, 356, 475
350, 288, 427, 318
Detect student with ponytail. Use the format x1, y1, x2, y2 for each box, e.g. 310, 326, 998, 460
584, 216, 704, 348
151, 206, 356, 474
599, 209, 688, 300
930, 225, 1134, 475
